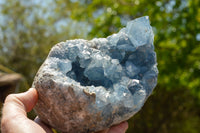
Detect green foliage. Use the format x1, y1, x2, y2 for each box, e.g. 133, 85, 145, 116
0, 0, 89, 85
128, 87, 200, 133
0, 0, 200, 132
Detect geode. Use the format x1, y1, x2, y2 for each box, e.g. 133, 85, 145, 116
33, 16, 158, 133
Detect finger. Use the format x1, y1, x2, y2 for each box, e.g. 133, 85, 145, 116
1, 88, 47, 133
107, 121, 129, 133
95, 121, 128, 133
2, 88, 38, 118
34, 116, 54, 133
95, 128, 109, 133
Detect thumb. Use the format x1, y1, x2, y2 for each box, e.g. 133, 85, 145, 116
2, 88, 38, 119
1, 88, 40, 133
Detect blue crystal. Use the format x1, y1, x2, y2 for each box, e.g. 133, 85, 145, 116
48, 15, 158, 113
84, 67, 104, 81
49, 16, 158, 119
33, 16, 158, 133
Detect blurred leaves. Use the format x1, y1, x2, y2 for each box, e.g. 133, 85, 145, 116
0, 0, 200, 132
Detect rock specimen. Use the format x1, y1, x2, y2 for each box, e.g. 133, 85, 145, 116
33, 16, 158, 133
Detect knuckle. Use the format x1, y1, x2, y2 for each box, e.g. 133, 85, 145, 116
5, 94, 15, 100
4, 94, 18, 103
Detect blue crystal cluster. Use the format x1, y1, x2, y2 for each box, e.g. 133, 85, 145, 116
33, 16, 158, 133
49, 16, 157, 99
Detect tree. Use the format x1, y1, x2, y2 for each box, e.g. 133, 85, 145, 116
0, 0, 200, 132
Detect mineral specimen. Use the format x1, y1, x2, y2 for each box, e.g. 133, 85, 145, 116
33, 16, 158, 133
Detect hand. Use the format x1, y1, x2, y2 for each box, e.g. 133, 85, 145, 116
1, 88, 53, 133
97, 121, 128, 133
1, 88, 128, 133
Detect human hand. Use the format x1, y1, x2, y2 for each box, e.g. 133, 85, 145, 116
1, 88, 128, 133
1, 88, 53, 133
97, 121, 128, 133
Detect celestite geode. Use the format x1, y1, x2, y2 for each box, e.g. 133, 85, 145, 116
33, 16, 158, 133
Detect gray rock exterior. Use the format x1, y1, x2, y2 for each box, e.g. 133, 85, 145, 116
33, 16, 158, 133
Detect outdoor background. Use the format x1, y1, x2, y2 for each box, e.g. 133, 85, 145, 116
0, 0, 200, 133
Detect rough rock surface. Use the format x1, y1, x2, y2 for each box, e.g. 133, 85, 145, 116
33, 16, 158, 133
